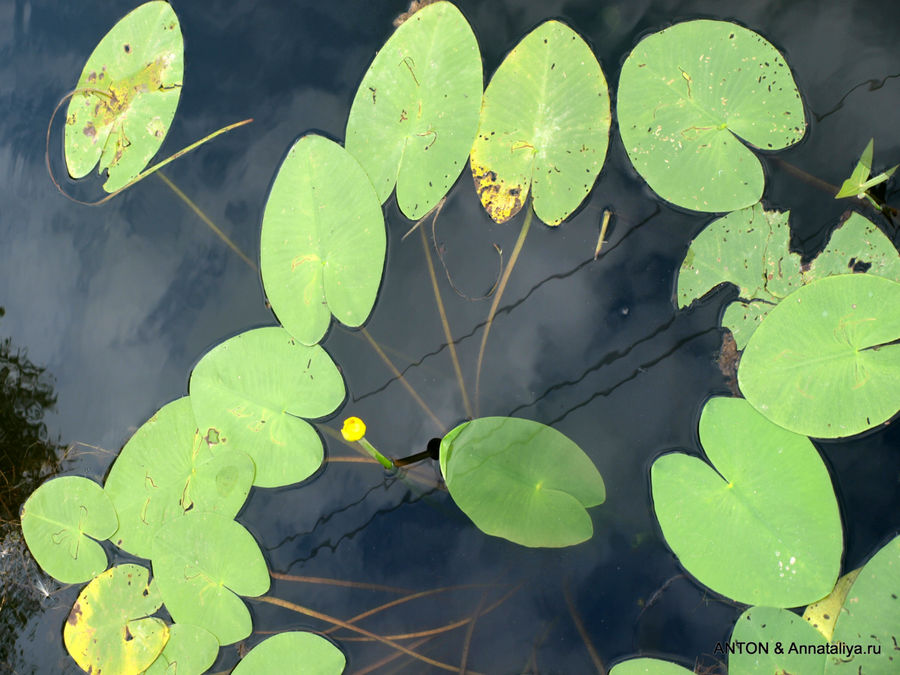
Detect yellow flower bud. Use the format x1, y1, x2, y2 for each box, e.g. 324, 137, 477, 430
341, 417, 366, 442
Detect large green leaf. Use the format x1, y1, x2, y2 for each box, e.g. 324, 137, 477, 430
143, 623, 219, 675
827, 535, 900, 673
152, 511, 269, 646
231, 632, 346, 675
189, 327, 345, 488
738, 274, 900, 438
618, 20, 805, 212
439, 417, 605, 548
104, 396, 255, 558
64, 1, 183, 192
63, 564, 168, 675
729, 606, 827, 674
260, 135, 386, 346
609, 658, 694, 675
345, 1, 481, 220
470, 21, 610, 225
651, 397, 842, 607
20, 476, 117, 584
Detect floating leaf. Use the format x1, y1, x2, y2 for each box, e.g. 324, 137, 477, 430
827, 535, 900, 673
439, 417, 605, 548
729, 606, 827, 674
231, 632, 346, 675
651, 397, 842, 607
835, 138, 898, 200
260, 135, 386, 346
20, 476, 117, 584
609, 658, 694, 675
63, 564, 168, 675
345, 0, 481, 219
618, 20, 805, 211
738, 274, 900, 438
803, 569, 861, 642
64, 1, 183, 192
104, 396, 254, 557
470, 21, 610, 225
143, 623, 219, 675
152, 511, 269, 645
189, 327, 345, 488
805, 212, 900, 283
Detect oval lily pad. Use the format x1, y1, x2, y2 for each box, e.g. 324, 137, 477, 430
651, 397, 842, 607
260, 135, 386, 346
729, 606, 827, 674
738, 274, 900, 438
609, 658, 694, 675
63, 564, 168, 675
20, 475, 117, 584
439, 417, 605, 548
189, 326, 345, 488
104, 396, 255, 558
143, 623, 219, 675
151, 510, 269, 645
64, 1, 183, 192
470, 20, 610, 225
232, 632, 346, 675
345, 0, 482, 220
618, 19, 805, 212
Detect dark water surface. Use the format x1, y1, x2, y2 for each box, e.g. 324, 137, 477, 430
2, 0, 899, 672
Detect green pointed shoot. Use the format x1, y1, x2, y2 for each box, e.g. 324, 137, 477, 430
470, 21, 611, 225
618, 20, 805, 212
345, 1, 482, 220
231, 632, 346, 675
835, 138, 898, 203
260, 135, 386, 346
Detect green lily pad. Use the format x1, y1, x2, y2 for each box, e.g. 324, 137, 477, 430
189, 326, 345, 488
805, 213, 900, 283
104, 396, 255, 558
231, 632, 346, 675
64, 1, 183, 192
729, 606, 827, 674
439, 417, 605, 548
803, 569, 861, 642
618, 20, 805, 212
738, 274, 900, 438
63, 564, 168, 675
345, 0, 481, 220
260, 135, 386, 346
469, 20, 610, 225
143, 623, 219, 675
609, 658, 694, 675
152, 510, 269, 645
20, 476, 117, 584
827, 535, 900, 673
651, 397, 842, 607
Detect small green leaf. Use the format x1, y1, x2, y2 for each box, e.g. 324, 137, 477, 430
143, 623, 219, 675
804, 212, 900, 283
618, 20, 805, 212
729, 607, 827, 674
63, 564, 168, 675
231, 632, 346, 675
20, 476, 117, 584
738, 274, 900, 438
345, 0, 482, 220
609, 658, 695, 675
189, 327, 345, 488
260, 135, 386, 346
651, 397, 842, 607
835, 139, 875, 199
439, 417, 605, 548
64, 1, 183, 192
152, 511, 269, 645
470, 21, 611, 225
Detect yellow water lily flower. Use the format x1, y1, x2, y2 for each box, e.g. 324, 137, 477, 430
341, 417, 367, 442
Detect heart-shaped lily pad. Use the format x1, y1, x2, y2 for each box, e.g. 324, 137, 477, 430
142, 623, 219, 675
651, 396, 842, 607
231, 632, 346, 675
729, 606, 827, 674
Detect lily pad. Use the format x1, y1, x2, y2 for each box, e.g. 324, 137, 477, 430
469, 21, 610, 225
827, 535, 900, 673
729, 606, 827, 674
231, 632, 346, 675
104, 396, 255, 558
738, 274, 900, 438
803, 569, 861, 642
805, 212, 900, 283
345, 0, 481, 220
152, 510, 269, 645
651, 397, 842, 607
64, 1, 183, 192
20, 475, 117, 584
609, 658, 694, 675
260, 135, 386, 346
189, 326, 345, 488
143, 623, 219, 675
439, 417, 605, 548
618, 19, 805, 212
63, 564, 168, 675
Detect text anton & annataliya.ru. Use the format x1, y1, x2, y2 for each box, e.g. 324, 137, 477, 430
713, 641, 881, 657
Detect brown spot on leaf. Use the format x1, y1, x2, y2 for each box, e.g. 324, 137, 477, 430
67, 602, 82, 626
123, 44, 131, 53
717, 330, 740, 395
83, 123, 97, 139
471, 161, 525, 223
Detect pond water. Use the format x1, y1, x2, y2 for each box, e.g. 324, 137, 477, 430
2, 0, 899, 672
